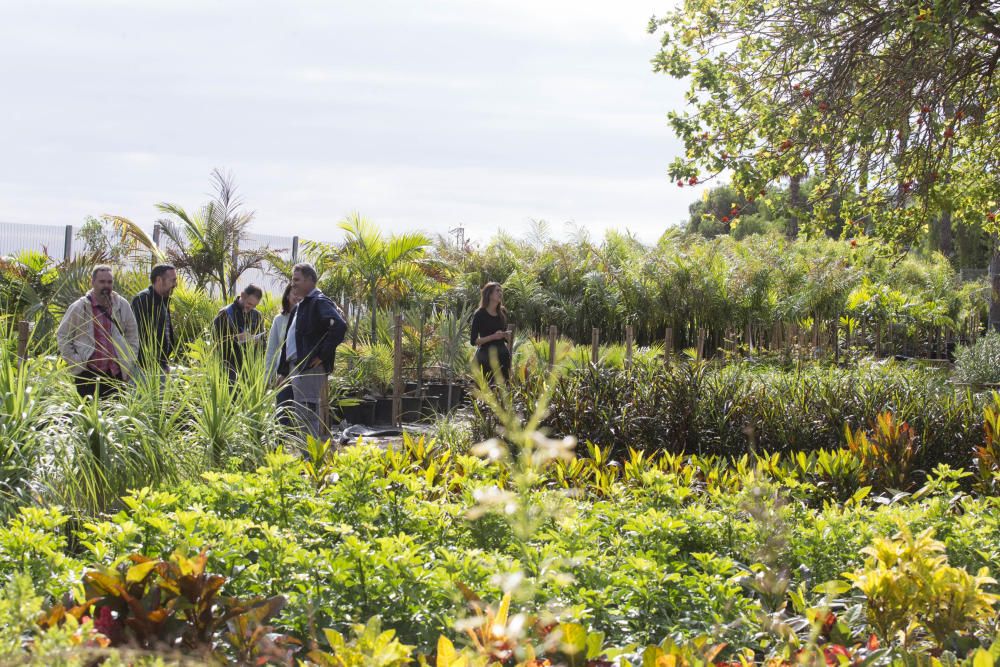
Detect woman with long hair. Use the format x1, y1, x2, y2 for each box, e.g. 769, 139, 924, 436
470, 282, 511, 382
265, 283, 302, 425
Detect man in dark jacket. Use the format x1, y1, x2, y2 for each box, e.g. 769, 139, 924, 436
130, 264, 177, 374
213, 284, 264, 382
279, 263, 347, 441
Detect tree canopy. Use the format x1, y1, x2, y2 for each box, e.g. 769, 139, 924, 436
651, 0, 1000, 247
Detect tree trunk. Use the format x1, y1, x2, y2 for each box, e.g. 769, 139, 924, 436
352, 306, 362, 351
370, 291, 378, 343
895, 124, 909, 208
416, 308, 425, 397
938, 209, 954, 259
937, 100, 956, 260
788, 174, 803, 238
990, 236, 1000, 333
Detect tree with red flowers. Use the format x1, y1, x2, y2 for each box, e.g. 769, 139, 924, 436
651, 0, 1000, 327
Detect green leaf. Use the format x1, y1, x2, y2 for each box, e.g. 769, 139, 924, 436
126, 559, 158, 584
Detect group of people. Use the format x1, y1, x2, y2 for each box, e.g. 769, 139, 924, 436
55, 265, 511, 440
56, 262, 346, 441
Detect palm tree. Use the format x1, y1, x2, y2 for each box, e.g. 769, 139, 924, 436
335, 213, 433, 342
0, 251, 93, 347
154, 169, 273, 299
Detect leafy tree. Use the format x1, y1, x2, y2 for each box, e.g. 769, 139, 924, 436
651, 0, 1000, 323
687, 183, 763, 238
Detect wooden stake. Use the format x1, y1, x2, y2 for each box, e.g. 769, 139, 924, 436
831, 320, 839, 363
591, 327, 600, 365
392, 313, 403, 426
319, 370, 330, 434
696, 327, 706, 360
17, 321, 29, 368
664, 327, 673, 362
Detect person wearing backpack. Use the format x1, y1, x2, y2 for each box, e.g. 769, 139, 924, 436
278, 263, 347, 441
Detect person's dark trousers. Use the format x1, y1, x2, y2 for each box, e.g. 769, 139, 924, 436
276, 385, 295, 428
74, 368, 124, 399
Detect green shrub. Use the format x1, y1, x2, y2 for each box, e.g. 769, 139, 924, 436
492, 358, 982, 473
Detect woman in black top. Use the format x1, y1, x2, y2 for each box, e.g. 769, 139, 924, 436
470, 282, 511, 382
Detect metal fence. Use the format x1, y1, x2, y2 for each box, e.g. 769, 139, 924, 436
237, 231, 295, 296
0, 220, 302, 295
0, 221, 71, 259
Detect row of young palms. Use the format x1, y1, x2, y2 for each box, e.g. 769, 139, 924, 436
1, 172, 988, 364
441, 228, 985, 352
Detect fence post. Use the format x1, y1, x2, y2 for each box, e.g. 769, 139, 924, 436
17, 321, 29, 368
63, 225, 73, 261
664, 327, 673, 362
548, 325, 557, 368
625, 325, 634, 367
392, 313, 403, 426
291, 236, 300, 264
591, 328, 600, 365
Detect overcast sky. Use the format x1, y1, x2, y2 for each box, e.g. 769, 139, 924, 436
0, 0, 706, 247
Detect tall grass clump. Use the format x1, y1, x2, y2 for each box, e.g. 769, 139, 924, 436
0, 319, 290, 517
0, 345, 68, 514
954, 332, 1000, 386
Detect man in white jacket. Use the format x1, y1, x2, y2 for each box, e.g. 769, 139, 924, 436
56, 265, 140, 398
